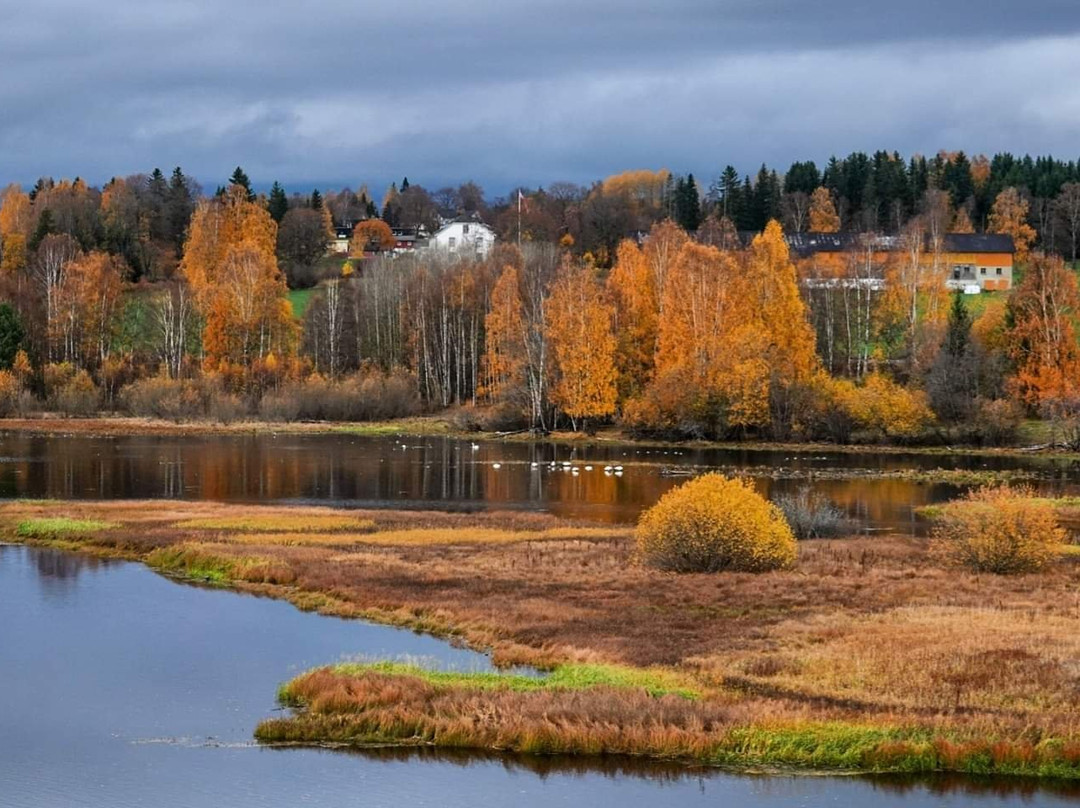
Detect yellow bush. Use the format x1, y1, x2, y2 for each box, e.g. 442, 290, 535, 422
931, 486, 1066, 574
838, 373, 933, 440
636, 474, 797, 573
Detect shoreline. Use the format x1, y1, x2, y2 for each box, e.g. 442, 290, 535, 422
0, 414, 1076, 463
3, 498, 1080, 780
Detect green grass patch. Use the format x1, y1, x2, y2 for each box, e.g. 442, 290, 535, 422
288, 288, 314, 320
288, 661, 699, 702
15, 517, 116, 540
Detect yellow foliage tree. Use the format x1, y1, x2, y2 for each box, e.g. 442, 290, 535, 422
808, 187, 840, 232
989, 187, 1037, 264
482, 265, 526, 403
546, 258, 617, 428
180, 186, 294, 367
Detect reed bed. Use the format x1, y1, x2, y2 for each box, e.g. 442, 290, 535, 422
4, 497, 1080, 777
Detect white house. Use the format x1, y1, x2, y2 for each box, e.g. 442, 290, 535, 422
429, 218, 496, 258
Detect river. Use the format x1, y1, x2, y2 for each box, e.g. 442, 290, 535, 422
2, 544, 1078, 807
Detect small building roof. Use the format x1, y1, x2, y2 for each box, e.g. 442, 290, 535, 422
785, 231, 1015, 258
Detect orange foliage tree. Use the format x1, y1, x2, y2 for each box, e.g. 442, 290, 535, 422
808, 187, 840, 232
180, 186, 294, 368
350, 219, 394, 254
605, 220, 687, 400
482, 265, 526, 404
545, 258, 617, 428
1006, 252, 1080, 407
989, 187, 1037, 264
0, 184, 31, 274
627, 220, 819, 437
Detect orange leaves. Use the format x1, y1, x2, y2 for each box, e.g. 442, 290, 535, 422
180, 187, 293, 367
624, 220, 819, 436
350, 219, 394, 254
1006, 252, 1080, 407
482, 265, 525, 402
808, 187, 840, 233
989, 187, 1037, 264
545, 258, 617, 423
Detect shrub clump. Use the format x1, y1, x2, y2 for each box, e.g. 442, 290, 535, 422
636, 474, 797, 573
774, 488, 850, 539
931, 485, 1066, 574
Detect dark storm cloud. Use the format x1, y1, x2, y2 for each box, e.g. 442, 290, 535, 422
2, 1, 1080, 194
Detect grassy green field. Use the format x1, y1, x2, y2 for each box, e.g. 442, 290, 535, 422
288, 288, 314, 320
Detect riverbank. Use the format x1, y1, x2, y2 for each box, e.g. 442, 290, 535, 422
0, 413, 1076, 463
3, 498, 1080, 779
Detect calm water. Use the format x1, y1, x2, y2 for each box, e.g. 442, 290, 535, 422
0, 431, 1079, 529
2, 544, 1077, 808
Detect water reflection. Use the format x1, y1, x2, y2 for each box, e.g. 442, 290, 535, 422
0, 432, 1077, 529
3, 544, 1078, 807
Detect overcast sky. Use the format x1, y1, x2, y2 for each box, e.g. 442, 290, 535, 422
2, 0, 1080, 197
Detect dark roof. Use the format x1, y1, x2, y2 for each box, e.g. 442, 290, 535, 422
785, 231, 1015, 258
941, 233, 1015, 254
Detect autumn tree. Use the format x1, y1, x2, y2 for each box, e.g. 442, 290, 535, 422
546, 258, 617, 429
1006, 252, 1080, 407
808, 187, 840, 232
180, 186, 294, 367
0, 185, 32, 275
951, 207, 975, 234
350, 219, 394, 254
989, 187, 1037, 264
483, 264, 526, 404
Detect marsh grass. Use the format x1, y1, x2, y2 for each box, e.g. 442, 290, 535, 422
7, 498, 1080, 778
175, 515, 377, 533
15, 517, 116, 540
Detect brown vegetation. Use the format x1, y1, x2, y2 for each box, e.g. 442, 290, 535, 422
2, 497, 1080, 773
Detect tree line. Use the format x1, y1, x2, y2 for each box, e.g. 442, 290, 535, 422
0, 154, 1079, 445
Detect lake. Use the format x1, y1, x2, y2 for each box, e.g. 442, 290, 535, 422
2, 543, 1078, 807
0, 431, 1077, 529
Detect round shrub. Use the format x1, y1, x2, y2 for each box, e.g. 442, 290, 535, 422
636, 474, 797, 573
931, 485, 1065, 574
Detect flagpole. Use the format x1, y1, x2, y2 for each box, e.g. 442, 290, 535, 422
517, 189, 522, 248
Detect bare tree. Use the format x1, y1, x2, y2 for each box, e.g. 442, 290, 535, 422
1055, 183, 1080, 263
154, 282, 191, 378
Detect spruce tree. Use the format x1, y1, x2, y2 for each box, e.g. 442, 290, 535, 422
0, 303, 23, 369
310, 189, 323, 210
229, 167, 254, 201
268, 182, 289, 223
29, 209, 55, 251
927, 291, 978, 422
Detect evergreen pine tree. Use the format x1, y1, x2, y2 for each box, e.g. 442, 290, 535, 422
268, 182, 289, 223
310, 189, 323, 210
167, 168, 195, 254
0, 303, 24, 369
229, 167, 254, 201
927, 291, 978, 422
29, 209, 55, 251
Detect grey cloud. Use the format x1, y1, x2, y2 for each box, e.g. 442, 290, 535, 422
1, 2, 1080, 194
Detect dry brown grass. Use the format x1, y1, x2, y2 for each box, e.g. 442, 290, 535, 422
5, 497, 1080, 772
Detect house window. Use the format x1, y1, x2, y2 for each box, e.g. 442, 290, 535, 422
463, 224, 470, 234
996, 267, 1002, 275
980, 267, 986, 275
952, 267, 961, 280
448, 237, 457, 248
